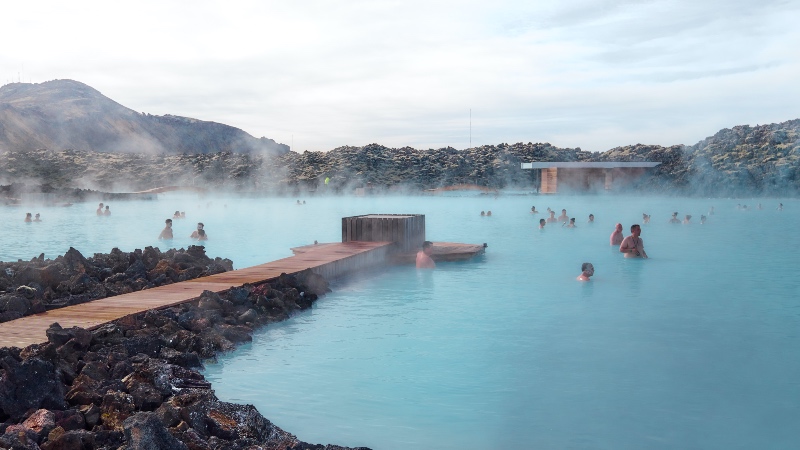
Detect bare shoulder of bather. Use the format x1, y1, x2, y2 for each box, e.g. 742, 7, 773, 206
619, 235, 636, 257
416, 251, 435, 269
620, 235, 647, 258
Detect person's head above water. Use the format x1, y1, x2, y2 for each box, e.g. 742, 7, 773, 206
615, 223, 623, 231
539, 218, 545, 226
197, 222, 204, 230
422, 241, 433, 254
631, 224, 641, 234
578, 262, 594, 280
165, 219, 172, 225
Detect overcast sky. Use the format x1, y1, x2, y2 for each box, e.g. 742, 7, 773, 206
2, 0, 799, 152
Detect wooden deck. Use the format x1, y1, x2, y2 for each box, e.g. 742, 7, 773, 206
388, 241, 487, 264
0, 241, 392, 349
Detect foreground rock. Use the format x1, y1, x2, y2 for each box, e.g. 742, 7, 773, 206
0, 246, 233, 323
0, 266, 368, 449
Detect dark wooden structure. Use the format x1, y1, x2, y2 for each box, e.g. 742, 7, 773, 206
521, 162, 661, 193
342, 214, 425, 253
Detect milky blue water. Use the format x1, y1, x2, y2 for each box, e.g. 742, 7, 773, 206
3, 194, 799, 449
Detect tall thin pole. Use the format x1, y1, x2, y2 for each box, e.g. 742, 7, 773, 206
469, 109, 472, 149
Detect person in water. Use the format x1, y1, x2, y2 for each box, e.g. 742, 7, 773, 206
778, 203, 783, 211
700, 215, 707, 224
610, 223, 623, 246
564, 218, 576, 228
158, 219, 173, 240
190, 223, 205, 239
642, 213, 650, 224
24, 213, 32, 222
480, 211, 486, 216
683, 214, 691, 224
197, 229, 208, 241
577, 262, 594, 281
620, 224, 648, 258
669, 212, 681, 223
33, 213, 42, 222
486, 211, 492, 216
539, 218, 546, 229
173, 210, 181, 219
557, 209, 569, 223
530, 206, 539, 214
104, 205, 111, 216
96, 203, 104, 215
588, 214, 594, 223
416, 241, 436, 269
546, 210, 558, 223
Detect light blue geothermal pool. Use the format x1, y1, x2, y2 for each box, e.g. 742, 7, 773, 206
3, 194, 799, 449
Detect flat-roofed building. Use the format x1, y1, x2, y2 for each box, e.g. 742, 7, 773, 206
521, 162, 661, 193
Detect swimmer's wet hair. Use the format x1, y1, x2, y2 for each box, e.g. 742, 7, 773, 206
422, 241, 433, 249
581, 262, 593, 271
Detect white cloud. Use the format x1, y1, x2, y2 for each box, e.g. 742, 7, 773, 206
2, 0, 799, 152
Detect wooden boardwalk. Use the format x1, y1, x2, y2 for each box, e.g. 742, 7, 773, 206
0, 241, 392, 349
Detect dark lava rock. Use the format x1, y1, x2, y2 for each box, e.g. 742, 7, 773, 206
0, 246, 232, 324
0, 248, 369, 449
0, 357, 66, 421
124, 411, 188, 450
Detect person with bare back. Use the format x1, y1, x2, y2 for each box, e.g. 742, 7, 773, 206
610, 223, 623, 246
416, 241, 436, 269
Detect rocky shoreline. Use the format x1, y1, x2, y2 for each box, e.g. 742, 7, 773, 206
2, 118, 799, 198
0, 246, 233, 324
0, 249, 370, 450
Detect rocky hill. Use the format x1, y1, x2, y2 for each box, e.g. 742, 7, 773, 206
0, 80, 289, 155
599, 120, 800, 195
2, 118, 799, 197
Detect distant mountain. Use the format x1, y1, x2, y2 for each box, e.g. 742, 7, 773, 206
0, 79, 289, 155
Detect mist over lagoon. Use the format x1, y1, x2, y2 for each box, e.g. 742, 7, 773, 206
2, 1, 799, 446
4, 192, 798, 449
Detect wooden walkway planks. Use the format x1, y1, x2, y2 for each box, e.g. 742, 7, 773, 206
0, 241, 392, 349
